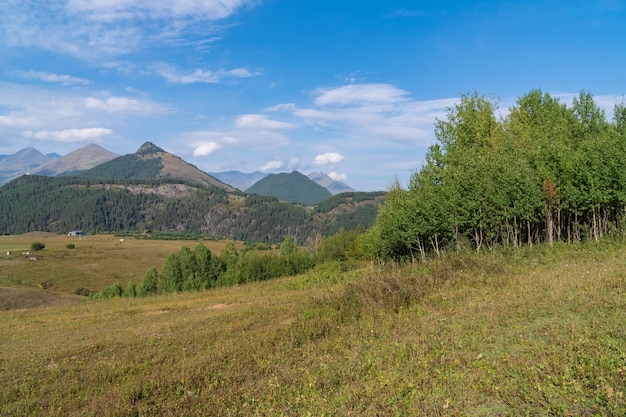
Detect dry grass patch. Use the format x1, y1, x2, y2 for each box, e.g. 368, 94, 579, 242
0, 241, 624, 416
0, 233, 242, 306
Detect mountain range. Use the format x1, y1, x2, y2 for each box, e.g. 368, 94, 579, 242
0, 147, 58, 184
209, 170, 355, 195
31, 144, 119, 177
0, 142, 384, 243
0, 142, 359, 204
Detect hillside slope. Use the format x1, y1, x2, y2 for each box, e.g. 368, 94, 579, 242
32, 143, 119, 176
81, 142, 237, 192
0, 243, 623, 415
0, 175, 383, 244
246, 171, 332, 206
0, 147, 53, 185
307, 171, 356, 194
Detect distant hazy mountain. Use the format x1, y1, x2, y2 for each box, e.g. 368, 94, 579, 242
80, 142, 237, 192
307, 172, 356, 195
210, 170, 268, 191
246, 171, 332, 206
0, 147, 52, 185
32, 143, 119, 176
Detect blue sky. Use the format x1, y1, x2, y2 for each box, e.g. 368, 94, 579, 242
1, 0, 625, 191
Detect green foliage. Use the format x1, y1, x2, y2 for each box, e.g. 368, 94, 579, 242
368, 89, 626, 259
313, 191, 386, 214
124, 281, 137, 298
246, 171, 332, 206
159, 252, 183, 294
137, 267, 159, 297
80, 154, 163, 180
0, 175, 380, 245
66, 243, 75, 249
316, 227, 365, 261
30, 242, 45, 251
91, 283, 124, 299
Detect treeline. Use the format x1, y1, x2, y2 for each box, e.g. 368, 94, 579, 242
0, 175, 384, 244
92, 230, 364, 299
0, 176, 160, 234
365, 90, 626, 259
0, 176, 226, 235
79, 155, 162, 180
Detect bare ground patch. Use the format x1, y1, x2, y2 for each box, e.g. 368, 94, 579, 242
0, 287, 82, 310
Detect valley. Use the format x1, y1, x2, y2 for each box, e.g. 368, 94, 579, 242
0, 233, 243, 309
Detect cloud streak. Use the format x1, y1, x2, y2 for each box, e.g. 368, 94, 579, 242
0, 82, 168, 152
0, 0, 256, 61
154, 64, 260, 84
235, 114, 293, 130
22, 127, 113, 142
19, 71, 90, 86
284, 83, 458, 147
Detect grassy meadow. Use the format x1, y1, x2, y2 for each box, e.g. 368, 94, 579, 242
1, 237, 625, 416
0, 233, 242, 307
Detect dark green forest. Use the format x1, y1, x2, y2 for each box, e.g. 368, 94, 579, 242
246, 171, 332, 206
365, 90, 626, 259
0, 175, 383, 244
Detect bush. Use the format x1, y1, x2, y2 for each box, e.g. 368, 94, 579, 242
74, 287, 91, 296
66, 243, 75, 249
31, 242, 45, 251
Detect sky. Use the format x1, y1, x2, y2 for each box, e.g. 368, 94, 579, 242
1, 0, 625, 191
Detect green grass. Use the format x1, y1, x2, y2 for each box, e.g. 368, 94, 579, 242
1, 240, 625, 415
0, 232, 243, 297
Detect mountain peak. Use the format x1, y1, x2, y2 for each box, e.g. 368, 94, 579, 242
307, 171, 356, 195
136, 142, 165, 155
246, 170, 332, 206
31, 143, 119, 176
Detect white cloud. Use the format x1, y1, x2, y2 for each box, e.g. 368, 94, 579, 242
193, 142, 221, 157
0, 82, 168, 153
19, 71, 90, 86
227, 68, 258, 78
260, 160, 284, 171
288, 84, 459, 147
154, 64, 260, 84
314, 152, 345, 165
314, 83, 408, 106
266, 103, 296, 112
259, 158, 302, 172
22, 127, 112, 142
235, 114, 293, 130
83, 96, 167, 114
0, 0, 256, 61
66, 0, 251, 21
328, 171, 348, 182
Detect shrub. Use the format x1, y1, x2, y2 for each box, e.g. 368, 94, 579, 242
74, 287, 91, 296
66, 243, 75, 249
31, 242, 45, 251
92, 283, 124, 299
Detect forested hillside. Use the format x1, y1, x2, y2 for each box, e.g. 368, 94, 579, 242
246, 171, 332, 206
0, 175, 383, 244
79, 142, 237, 192
366, 90, 626, 259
